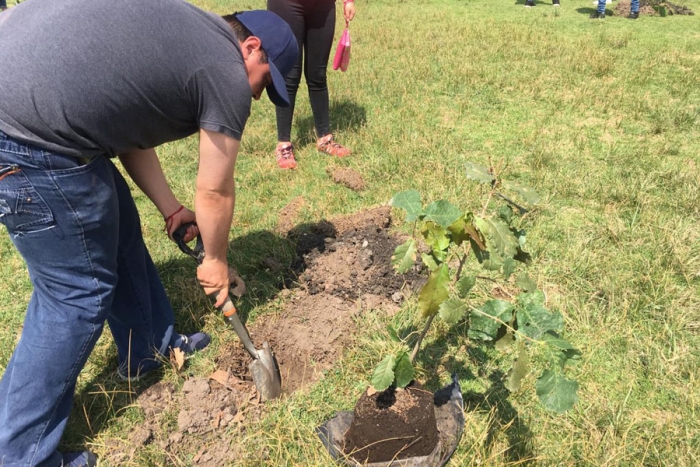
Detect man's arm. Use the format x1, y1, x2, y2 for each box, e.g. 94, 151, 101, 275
195, 129, 239, 306
118, 148, 197, 237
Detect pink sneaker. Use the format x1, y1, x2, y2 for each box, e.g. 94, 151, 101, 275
317, 134, 351, 158
275, 143, 297, 169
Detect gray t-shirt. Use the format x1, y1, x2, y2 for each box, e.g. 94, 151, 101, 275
0, 0, 251, 158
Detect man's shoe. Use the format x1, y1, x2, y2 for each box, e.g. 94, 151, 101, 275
275, 143, 297, 169
316, 134, 351, 158
171, 332, 211, 354
117, 333, 210, 382
628, 11, 639, 18
62, 451, 97, 467
525, 0, 536, 6
589, 11, 605, 18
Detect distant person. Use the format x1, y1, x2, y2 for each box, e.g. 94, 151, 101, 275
0, 0, 297, 465
525, 0, 560, 7
1, 0, 7, 12
590, 0, 638, 18
268, 0, 357, 169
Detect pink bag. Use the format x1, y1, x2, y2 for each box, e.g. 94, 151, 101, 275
332, 22, 351, 72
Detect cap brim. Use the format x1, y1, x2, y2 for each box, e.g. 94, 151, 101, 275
266, 61, 290, 108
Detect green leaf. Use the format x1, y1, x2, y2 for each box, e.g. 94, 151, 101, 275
370, 354, 396, 392
542, 332, 575, 350
446, 216, 473, 246
421, 222, 450, 258
387, 325, 400, 343
505, 340, 530, 392
502, 257, 516, 280
551, 347, 583, 369
502, 180, 541, 204
418, 264, 450, 318
495, 330, 514, 351
497, 204, 513, 224
389, 190, 422, 222
469, 299, 514, 341
439, 298, 468, 324
394, 352, 414, 388
475, 216, 519, 260
516, 273, 537, 292
536, 369, 579, 413
516, 291, 564, 340
421, 253, 439, 271
472, 242, 504, 271
423, 200, 463, 228
392, 239, 417, 274
465, 161, 495, 184
456, 274, 476, 298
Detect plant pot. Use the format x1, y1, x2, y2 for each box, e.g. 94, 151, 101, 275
344, 381, 439, 463
317, 375, 464, 467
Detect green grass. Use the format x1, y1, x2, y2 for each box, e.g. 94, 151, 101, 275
1, 0, 700, 464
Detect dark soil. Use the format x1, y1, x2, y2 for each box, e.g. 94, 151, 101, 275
343, 382, 440, 464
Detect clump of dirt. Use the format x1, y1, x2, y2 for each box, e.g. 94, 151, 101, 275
614, 0, 694, 15
328, 167, 365, 191
275, 195, 305, 235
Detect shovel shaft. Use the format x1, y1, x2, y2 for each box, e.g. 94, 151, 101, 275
221, 296, 259, 359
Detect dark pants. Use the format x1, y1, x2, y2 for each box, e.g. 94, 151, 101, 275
267, 0, 336, 142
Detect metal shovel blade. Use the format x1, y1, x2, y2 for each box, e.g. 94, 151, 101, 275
249, 341, 282, 401
223, 300, 282, 401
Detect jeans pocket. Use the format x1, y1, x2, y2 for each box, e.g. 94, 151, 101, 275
0, 165, 55, 234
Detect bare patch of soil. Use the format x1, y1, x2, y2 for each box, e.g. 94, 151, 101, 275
217, 205, 425, 394
614, 0, 694, 15
107, 206, 425, 464
328, 167, 365, 191
101, 379, 252, 466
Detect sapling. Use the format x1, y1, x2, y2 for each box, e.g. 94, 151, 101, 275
370, 160, 580, 413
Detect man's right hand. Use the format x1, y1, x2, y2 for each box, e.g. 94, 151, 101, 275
197, 257, 230, 307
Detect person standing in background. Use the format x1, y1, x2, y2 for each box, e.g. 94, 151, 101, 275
268, 0, 356, 169
590, 0, 639, 18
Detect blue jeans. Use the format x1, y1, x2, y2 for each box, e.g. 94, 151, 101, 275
0, 131, 175, 466
597, 0, 638, 13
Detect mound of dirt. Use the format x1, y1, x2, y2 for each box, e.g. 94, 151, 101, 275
328, 167, 365, 191
218, 205, 425, 394
614, 0, 694, 15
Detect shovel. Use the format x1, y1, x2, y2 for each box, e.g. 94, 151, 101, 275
173, 223, 282, 401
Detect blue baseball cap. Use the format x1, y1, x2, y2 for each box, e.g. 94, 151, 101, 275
236, 11, 298, 107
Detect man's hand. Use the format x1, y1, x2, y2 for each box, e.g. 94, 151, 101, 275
165, 206, 199, 242
197, 257, 230, 307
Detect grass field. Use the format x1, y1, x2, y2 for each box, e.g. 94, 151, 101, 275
1, 0, 699, 465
